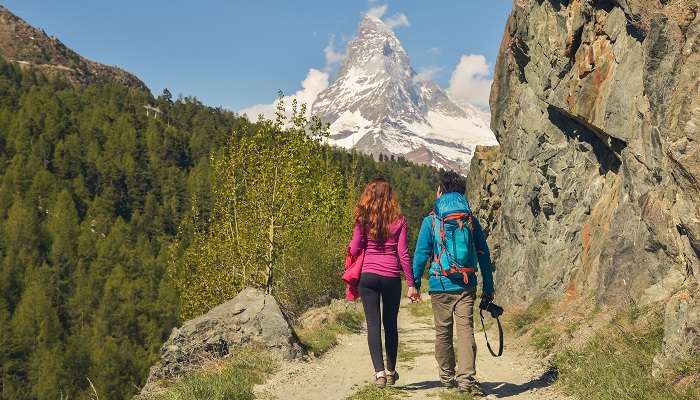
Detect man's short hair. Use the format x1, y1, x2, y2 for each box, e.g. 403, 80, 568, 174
438, 171, 466, 194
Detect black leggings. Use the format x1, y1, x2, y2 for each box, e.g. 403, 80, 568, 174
358, 273, 402, 373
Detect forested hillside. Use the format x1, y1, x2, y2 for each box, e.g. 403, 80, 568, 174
0, 56, 442, 400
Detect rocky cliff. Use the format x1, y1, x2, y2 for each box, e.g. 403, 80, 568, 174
468, 0, 699, 370
0, 6, 147, 90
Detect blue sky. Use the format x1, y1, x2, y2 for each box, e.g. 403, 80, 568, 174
2, 0, 512, 111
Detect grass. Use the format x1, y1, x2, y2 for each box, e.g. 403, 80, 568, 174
405, 298, 433, 320
673, 356, 700, 378
554, 310, 699, 400
145, 348, 276, 400
296, 309, 364, 355
345, 385, 403, 400
433, 390, 474, 400
529, 323, 557, 353
504, 298, 552, 333
397, 341, 430, 364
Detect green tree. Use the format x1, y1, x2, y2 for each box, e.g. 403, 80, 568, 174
171, 98, 350, 317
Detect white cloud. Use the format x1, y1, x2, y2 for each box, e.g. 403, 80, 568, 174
365, 5, 410, 30
414, 66, 443, 83
447, 54, 493, 110
366, 5, 388, 19
240, 69, 329, 120
427, 47, 441, 55
384, 13, 410, 29
323, 35, 346, 73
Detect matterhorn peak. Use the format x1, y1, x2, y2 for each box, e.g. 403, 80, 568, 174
311, 14, 497, 171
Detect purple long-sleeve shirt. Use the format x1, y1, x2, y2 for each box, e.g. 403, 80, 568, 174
349, 217, 415, 287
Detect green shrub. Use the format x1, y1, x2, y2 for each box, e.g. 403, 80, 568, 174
146, 349, 275, 400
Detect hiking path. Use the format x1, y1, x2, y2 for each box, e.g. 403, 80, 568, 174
255, 298, 571, 400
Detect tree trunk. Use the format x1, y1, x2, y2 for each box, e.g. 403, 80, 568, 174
266, 214, 274, 294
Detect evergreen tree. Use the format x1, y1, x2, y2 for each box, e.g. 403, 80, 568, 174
0, 56, 442, 398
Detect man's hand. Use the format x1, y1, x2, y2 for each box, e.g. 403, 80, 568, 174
407, 286, 421, 302
482, 292, 495, 303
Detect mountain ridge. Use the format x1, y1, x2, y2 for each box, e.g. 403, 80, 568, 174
0, 6, 147, 90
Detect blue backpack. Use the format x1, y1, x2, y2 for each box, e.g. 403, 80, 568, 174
430, 207, 478, 285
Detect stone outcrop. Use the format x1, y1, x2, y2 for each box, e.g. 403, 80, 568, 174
140, 288, 302, 393
468, 0, 699, 370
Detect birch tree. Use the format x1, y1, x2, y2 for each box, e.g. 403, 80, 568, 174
172, 97, 350, 318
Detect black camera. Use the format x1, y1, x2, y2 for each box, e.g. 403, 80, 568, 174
479, 298, 504, 319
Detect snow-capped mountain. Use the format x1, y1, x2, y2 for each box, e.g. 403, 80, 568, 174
311, 15, 497, 171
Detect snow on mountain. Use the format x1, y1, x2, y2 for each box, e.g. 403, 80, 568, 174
311, 15, 498, 171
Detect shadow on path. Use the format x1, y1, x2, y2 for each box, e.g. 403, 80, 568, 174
400, 380, 444, 391
481, 368, 558, 398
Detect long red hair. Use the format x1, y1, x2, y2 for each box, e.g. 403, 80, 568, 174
354, 178, 402, 243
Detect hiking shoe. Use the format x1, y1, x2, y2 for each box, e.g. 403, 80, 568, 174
458, 379, 485, 397
440, 377, 456, 388
374, 372, 386, 388
386, 371, 399, 386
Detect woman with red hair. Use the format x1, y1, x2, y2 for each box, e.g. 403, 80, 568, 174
350, 178, 418, 387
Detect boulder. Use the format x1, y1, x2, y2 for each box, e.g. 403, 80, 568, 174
653, 282, 700, 378
141, 288, 302, 392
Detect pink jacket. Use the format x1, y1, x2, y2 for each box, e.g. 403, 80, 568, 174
349, 217, 415, 287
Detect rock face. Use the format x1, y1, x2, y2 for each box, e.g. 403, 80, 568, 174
0, 6, 147, 90
312, 15, 497, 171
468, 0, 699, 369
141, 288, 302, 391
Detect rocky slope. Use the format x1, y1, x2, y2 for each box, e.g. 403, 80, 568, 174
467, 0, 699, 372
0, 6, 146, 90
312, 15, 497, 171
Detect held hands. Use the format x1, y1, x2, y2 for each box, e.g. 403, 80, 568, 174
407, 286, 421, 302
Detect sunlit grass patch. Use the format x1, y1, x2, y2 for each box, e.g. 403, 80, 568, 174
431, 389, 474, 400
555, 309, 698, 400
503, 298, 552, 334
397, 341, 430, 365
297, 309, 364, 355
405, 299, 433, 320
529, 324, 558, 353
346, 384, 403, 400
145, 348, 275, 400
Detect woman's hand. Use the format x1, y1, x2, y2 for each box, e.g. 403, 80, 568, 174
407, 286, 420, 302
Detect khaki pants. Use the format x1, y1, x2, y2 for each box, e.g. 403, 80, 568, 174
430, 289, 477, 384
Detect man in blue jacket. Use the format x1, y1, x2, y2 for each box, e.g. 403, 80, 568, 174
412, 171, 495, 396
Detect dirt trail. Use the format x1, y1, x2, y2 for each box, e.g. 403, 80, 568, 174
256, 299, 570, 400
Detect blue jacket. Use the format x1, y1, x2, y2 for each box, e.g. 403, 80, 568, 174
412, 192, 495, 294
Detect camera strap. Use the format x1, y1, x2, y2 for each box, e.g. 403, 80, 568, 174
479, 309, 504, 357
